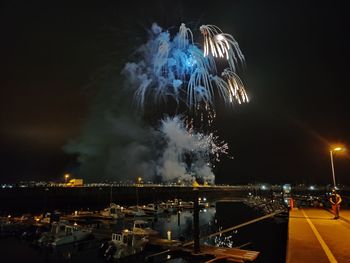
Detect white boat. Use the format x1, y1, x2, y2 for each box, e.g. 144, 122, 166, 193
141, 203, 164, 215
71, 210, 95, 219
103, 230, 148, 260
50, 224, 93, 247
159, 201, 177, 213
132, 220, 159, 236
178, 201, 194, 209
173, 198, 209, 209
123, 206, 146, 217
37, 220, 70, 246
100, 203, 125, 219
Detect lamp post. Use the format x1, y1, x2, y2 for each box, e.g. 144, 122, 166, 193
329, 147, 343, 188
64, 173, 70, 184
136, 177, 142, 207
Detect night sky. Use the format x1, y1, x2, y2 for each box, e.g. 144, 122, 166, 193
1, 0, 349, 185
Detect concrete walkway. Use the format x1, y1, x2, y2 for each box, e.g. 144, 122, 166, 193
287, 208, 350, 263
338, 209, 350, 223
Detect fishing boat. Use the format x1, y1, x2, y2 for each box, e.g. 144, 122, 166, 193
100, 203, 125, 219
132, 220, 159, 236
37, 220, 70, 246
159, 200, 177, 213
102, 230, 148, 261
123, 206, 146, 217
178, 201, 194, 209
49, 224, 93, 247
141, 203, 164, 215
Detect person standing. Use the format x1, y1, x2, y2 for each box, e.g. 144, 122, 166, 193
329, 189, 342, 219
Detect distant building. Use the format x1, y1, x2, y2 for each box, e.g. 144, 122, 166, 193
66, 178, 84, 187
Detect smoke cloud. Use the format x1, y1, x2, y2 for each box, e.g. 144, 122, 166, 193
64, 73, 158, 182
157, 116, 228, 183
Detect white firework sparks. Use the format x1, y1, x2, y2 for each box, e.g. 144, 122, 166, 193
199, 24, 245, 72
123, 22, 248, 115
222, 68, 249, 104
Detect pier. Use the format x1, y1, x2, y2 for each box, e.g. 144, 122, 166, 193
287, 208, 350, 263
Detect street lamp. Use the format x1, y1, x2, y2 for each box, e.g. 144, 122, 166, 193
64, 173, 70, 184
329, 147, 344, 188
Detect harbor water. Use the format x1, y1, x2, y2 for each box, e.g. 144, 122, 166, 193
0, 200, 288, 263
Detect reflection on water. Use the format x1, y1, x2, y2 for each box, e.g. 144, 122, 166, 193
153, 207, 216, 241
86, 206, 217, 243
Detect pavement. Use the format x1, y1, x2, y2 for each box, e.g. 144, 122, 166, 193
338, 209, 350, 223
286, 207, 350, 263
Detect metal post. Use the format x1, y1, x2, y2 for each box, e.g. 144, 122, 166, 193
193, 188, 200, 254
110, 185, 113, 204
330, 150, 337, 188
136, 186, 139, 206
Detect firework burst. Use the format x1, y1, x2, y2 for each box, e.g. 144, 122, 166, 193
200, 24, 245, 72
123, 23, 248, 117
221, 69, 249, 104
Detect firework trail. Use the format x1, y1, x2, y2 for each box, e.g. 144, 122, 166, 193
123, 23, 248, 116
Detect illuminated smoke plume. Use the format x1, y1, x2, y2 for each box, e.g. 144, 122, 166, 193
157, 116, 228, 183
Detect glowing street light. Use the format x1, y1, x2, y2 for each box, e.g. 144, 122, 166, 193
329, 146, 345, 188
64, 173, 70, 184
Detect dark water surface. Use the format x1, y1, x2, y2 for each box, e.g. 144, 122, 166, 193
0, 201, 287, 263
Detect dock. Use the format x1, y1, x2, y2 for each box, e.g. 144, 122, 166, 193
287, 208, 350, 263
145, 245, 259, 263
182, 245, 259, 262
